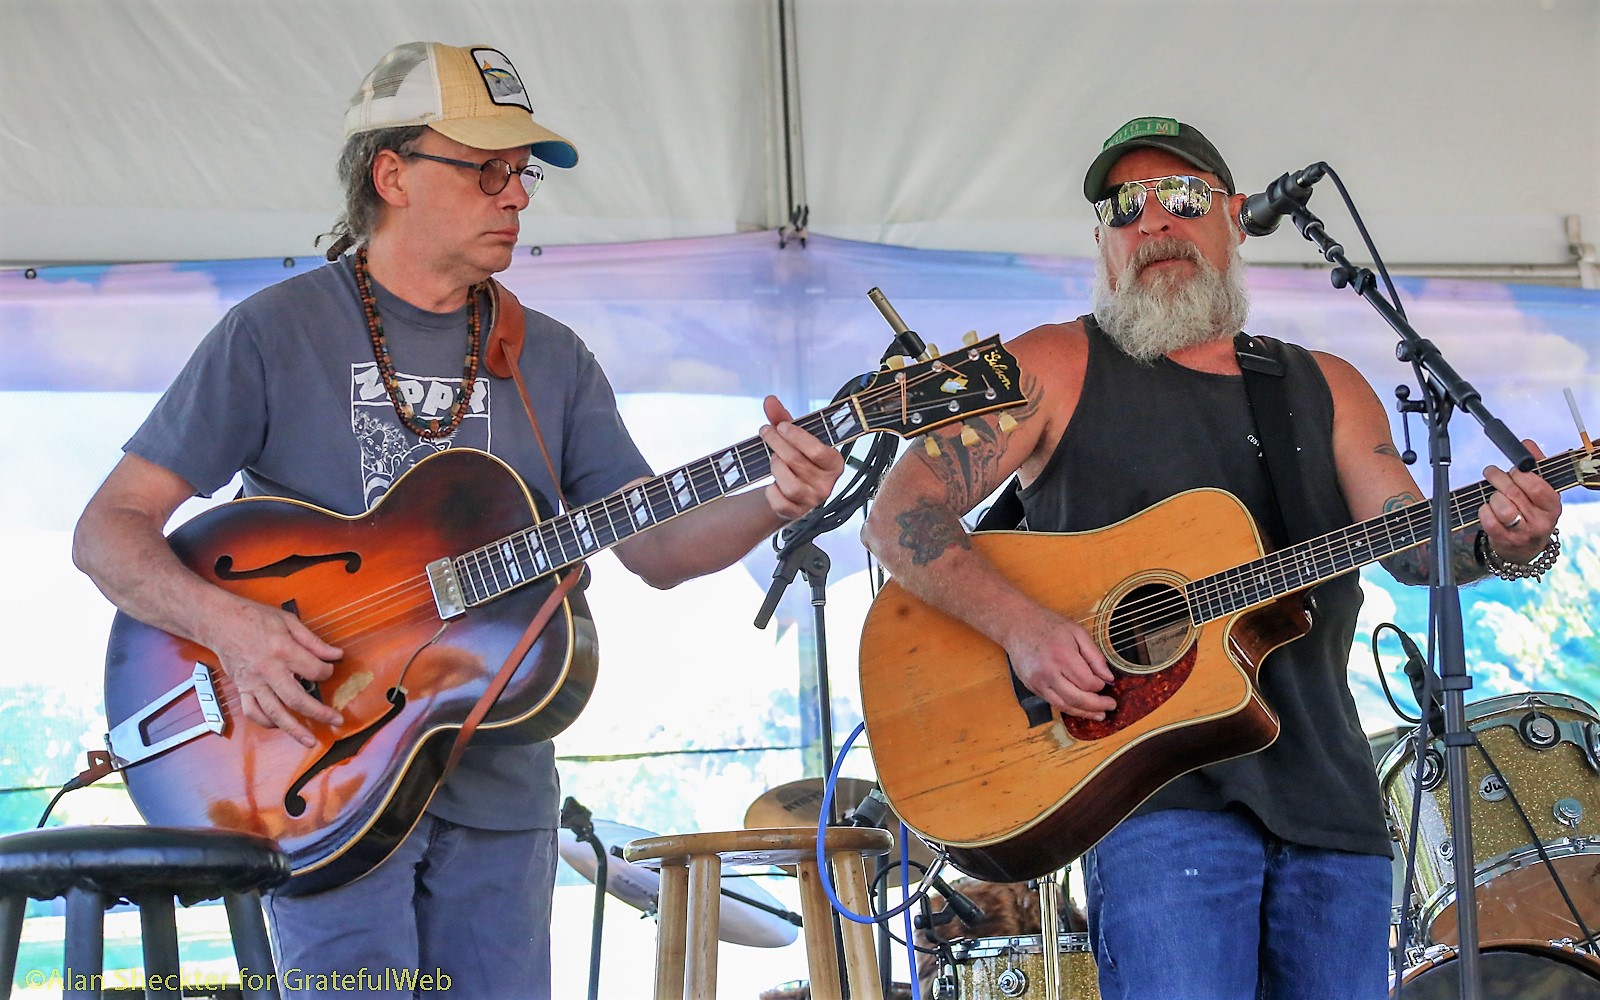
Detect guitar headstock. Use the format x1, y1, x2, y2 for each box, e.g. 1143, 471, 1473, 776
854, 334, 1027, 438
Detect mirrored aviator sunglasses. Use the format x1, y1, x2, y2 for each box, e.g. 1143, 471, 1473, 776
1095, 174, 1225, 228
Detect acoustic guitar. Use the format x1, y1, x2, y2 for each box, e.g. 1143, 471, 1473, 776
859, 446, 1599, 883
103, 336, 1026, 894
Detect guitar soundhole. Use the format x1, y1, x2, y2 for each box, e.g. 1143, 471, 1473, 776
1107, 582, 1192, 673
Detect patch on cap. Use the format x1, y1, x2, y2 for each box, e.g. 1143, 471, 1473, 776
1103, 117, 1182, 150
470, 47, 533, 113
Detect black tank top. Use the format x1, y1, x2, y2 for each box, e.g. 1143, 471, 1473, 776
1016, 318, 1390, 856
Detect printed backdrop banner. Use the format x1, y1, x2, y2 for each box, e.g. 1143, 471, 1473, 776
2, 230, 1597, 850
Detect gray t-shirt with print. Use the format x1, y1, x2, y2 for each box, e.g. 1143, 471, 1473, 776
126, 255, 652, 830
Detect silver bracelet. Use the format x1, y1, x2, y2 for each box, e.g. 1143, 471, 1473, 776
1483, 527, 1561, 581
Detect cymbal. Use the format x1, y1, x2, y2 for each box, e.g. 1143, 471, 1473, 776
743, 778, 937, 887
557, 819, 798, 948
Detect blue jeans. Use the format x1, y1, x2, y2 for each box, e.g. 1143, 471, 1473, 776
1084, 807, 1391, 1000
267, 816, 559, 998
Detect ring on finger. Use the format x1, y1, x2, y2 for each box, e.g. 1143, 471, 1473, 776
1506, 513, 1524, 529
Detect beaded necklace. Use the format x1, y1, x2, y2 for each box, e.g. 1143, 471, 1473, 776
353, 247, 483, 439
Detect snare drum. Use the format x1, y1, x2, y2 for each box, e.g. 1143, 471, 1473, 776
934, 931, 1100, 999
1378, 691, 1600, 945
1392, 939, 1600, 998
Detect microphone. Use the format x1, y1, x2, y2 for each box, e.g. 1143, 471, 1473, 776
1397, 630, 1445, 738
1237, 163, 1327, 237
930, 876, 986, 929
847, 786, 891, 829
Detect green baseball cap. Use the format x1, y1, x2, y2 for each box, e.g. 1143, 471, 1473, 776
1083, 117, 1234, 203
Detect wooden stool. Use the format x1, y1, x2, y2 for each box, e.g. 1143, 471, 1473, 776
624, 826, 892, 1000
0, 825, 289, 999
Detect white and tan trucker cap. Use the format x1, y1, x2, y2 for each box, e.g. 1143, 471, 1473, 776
344, 42, 578, 167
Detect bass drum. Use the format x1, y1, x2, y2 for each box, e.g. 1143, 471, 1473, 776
1392, 940, 1600, 999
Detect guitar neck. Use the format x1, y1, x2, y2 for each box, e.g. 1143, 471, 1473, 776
450, 403, 866, 607
1187, 447, 1596, 624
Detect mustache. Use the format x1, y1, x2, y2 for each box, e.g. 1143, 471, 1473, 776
1127, 237, 1204, 274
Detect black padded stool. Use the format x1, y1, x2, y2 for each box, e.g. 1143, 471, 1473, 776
0, 825, 289, 999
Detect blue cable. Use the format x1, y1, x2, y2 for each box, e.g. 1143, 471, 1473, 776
815, 722, 938, 925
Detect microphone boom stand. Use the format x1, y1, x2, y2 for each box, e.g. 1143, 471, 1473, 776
1282, 200, 1535, 1000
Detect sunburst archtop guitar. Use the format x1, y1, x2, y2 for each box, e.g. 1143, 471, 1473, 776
104, 336, 1026, 895
859, 445, 1599, 884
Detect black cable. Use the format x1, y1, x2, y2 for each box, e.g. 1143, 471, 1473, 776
34, 786, 71, 828
864, 858, 942, 950
1368, 622, 1423, 725
1323, 165, 1407, 321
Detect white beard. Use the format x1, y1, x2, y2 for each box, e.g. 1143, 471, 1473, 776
1091, 236, 1251, 363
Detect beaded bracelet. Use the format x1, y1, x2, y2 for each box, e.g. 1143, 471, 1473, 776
1481, 527, 1562, 582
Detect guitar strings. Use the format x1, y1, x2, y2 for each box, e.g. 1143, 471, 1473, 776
148, 385, 1575, 742
1066, 451, 1576, 656
140, 359, 1004, 741
263, 359, 998, 640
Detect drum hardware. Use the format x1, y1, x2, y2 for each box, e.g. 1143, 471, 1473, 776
1035, 871, 1062, 1000
1391, 938, 1600, 998
1519, 711, 1560, 749
938, 931, 1101, 1000
1381, 692, 1600, 952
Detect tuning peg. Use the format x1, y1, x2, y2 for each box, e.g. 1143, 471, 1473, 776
922, 343, 940, 360
886, 356, 907, 370
962, 330, 979, 347
998, 413, 1018, 434
959, 426, 980, 446
923, 437, 941, 457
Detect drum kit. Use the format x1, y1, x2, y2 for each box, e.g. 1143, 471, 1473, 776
1378, 691, 1600, 997
561, 690, 1600, 998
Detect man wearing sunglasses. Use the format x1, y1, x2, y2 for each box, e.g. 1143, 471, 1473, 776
74, 41, 843, 999
862, 117, 1562, 999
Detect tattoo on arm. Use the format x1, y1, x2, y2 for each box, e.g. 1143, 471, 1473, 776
892, 376, 1042, 567
1374, 443, 1400, 459
916, 375, 1042, 512
895, 498, 974, 566
1378, 490, 1491, 585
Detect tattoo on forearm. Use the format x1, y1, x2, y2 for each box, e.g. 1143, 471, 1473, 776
895, 498, 974, 566
1378, 490, 1491, 585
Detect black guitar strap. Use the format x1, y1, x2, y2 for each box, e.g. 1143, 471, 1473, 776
1234, 331, 1318, 546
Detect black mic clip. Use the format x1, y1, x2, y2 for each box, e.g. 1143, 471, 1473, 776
1238, 162, 1327, 237
926, 876, 986, 929
1397, 629, 1445, 738
559, 795, 595, 841
846, 786, 891, 829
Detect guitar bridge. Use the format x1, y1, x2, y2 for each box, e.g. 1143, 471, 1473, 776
426, 558, 467, 619
104, 662, 225, 767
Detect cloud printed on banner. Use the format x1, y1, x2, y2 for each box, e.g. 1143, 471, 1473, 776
0, 262, 231, 392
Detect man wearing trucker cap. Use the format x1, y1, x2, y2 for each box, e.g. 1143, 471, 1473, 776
74, 42, 842, 997
861, 117, 1562, 998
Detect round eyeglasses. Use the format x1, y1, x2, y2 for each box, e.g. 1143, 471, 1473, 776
401, 152, 545, 197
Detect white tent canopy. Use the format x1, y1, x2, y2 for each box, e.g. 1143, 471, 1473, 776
4, 0, 1597, 271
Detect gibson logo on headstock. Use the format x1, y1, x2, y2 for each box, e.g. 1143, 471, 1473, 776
984, 348, 1014, 390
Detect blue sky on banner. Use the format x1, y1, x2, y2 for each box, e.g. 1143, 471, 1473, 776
1, 233, 1596, 843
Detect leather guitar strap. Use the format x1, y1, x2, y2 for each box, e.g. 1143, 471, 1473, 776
1234, 331, 1318, 546
441, 278, 583, 778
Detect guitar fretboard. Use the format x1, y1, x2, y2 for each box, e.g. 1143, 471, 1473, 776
451, 404, 864, 607
1185, 449, 1592, 624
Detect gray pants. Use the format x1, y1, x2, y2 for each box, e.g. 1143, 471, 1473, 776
267, 816, 558, 999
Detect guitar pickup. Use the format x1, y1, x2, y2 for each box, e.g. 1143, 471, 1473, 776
426, 558, 467, 619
